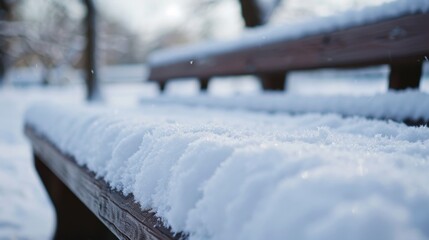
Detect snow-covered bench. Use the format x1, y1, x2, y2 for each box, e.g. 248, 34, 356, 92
25, 126, 178, 239
147, 2, 429, 92
24, 103, 429, 239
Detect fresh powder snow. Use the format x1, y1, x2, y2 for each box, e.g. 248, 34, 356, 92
25, 102, 429, 240
2, 0, 429, 236
141, 90, 429, 123
0, 82, 148, 239
0, 87, 77, 240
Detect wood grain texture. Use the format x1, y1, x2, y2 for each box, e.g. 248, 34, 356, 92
25, 126, 182, 240
35, 153, 117, 239
148, 13, 429, 81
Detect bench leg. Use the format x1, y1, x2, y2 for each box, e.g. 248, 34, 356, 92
34, 153, 116, 240
260, 72, 287, 91
158, 81, 167, 93
388, 62, 422, 90
199, 77, 210, 92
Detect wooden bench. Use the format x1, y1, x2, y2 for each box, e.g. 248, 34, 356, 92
25, 125, 180, 240
24, 9, 429, 240
147, 13, 429, 92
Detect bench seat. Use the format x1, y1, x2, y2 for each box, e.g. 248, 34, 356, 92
24, 102, 429, 239
25, 125, 178, 240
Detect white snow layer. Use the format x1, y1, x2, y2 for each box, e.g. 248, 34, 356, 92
0, 82, 152, 239
25, 102, 429, 240
148, 0, 429, 66
141, 90, 429, 122
0, 88, 65, 239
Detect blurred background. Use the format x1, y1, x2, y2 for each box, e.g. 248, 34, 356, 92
0, 0, 404, 89
1, 1, 429, 239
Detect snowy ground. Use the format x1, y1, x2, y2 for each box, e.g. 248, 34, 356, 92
0, 80, 150, 239
0, 87, 79, 239
1, 63, 429, 239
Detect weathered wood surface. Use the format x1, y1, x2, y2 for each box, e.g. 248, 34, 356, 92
35, 152, 117, 239
25, 125, 180, 240
148, 13, 429, 88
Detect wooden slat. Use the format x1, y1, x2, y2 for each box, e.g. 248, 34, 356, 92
25, 126, 180, 240
148, 13, 429, 81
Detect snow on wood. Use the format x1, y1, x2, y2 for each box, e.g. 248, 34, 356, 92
140, 90, 429, 123
25, 102, 429, 239
0, 81, 157, 238
148, 0, 429, 66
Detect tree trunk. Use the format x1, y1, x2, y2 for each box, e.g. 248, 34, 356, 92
82, 0, 101, 101
238, 0, 266, 27
0, 0, 14, 85
238, 0, 282, 28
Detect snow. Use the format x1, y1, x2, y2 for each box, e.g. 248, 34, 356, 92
256, 0, 281, 23
25, 100, 429, 240
2, 63, 429, 239
141, 89, 429, 123
0, 87, 81, 239
2, 2, 428, 239
148, 0, 429, 66
0, 82, 148, 239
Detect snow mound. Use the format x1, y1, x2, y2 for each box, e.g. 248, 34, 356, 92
141, 90, 429, 123
25, 103, 429, 240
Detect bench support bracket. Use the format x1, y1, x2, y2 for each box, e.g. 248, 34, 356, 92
158, 81, 167, 92
388, 61, 422, 90
199, 77, 210, 91
260, 72, 287, 91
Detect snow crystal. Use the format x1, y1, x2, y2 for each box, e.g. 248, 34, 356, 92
25, 102, 429, 240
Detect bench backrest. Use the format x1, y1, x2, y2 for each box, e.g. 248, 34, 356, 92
148, 13, 429, 91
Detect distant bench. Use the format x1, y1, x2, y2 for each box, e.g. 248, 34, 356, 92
25, 126, 179, 240
147, 13, 429, 92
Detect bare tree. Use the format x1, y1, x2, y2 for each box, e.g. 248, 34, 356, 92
0, 0, 17, 85
238, 0, 265, 27
0, 1, 86, 86
238, 0, 282, 27
82, 0, 100, 101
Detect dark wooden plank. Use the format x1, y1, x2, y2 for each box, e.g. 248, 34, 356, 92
148, 13, 429, 81
388, 62, 422, 90
35, 153, 117, 239
25, 125, 181, 240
